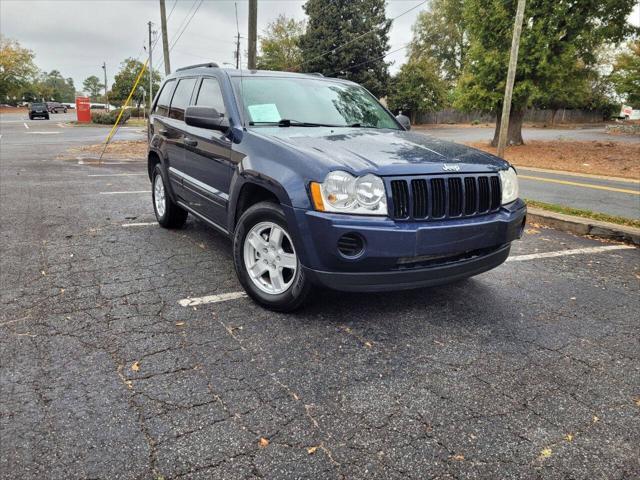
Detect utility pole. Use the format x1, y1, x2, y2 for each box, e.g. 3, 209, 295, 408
496, 0, 526, 158
159, 0, 171, 75
148, 21, 153, 106
247, 0, 257, 69
101, 62, 109, 111
235, 33, 241, 69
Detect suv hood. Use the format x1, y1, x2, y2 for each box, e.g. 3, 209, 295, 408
259, 127, 508, 176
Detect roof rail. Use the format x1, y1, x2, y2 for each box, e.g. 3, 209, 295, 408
175, 62, 219, 72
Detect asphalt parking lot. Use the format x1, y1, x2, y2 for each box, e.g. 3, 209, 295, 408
1, 115, 639, 479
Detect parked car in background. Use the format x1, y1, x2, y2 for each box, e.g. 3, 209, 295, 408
62, 102, 75, 109
29, 102, 50, 120
46, 101, 67, 113
147, 64, 525, 311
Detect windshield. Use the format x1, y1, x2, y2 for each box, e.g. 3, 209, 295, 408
233, 76, 399, 130
31, 103, 45, 108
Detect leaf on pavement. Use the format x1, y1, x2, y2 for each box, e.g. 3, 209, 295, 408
175, 322, 185, 326
565, 433, 574, 442
131, 361, 140, 372
307, 446, 318, 454
540, 448, 552, 458
452, 454, 465, 461
259, 437, 269, 447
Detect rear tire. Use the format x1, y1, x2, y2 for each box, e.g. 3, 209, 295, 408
152, 165, 188, 229
233, 202, 311, 312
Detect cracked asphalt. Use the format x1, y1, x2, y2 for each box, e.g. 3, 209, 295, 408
1, 115, 639, 479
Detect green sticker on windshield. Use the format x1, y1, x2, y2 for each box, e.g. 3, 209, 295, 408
248, 103, 281, 123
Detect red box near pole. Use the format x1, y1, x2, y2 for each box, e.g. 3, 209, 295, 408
76, 97, 91, 123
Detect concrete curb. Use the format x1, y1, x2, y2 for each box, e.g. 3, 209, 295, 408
527, 207, 640, 246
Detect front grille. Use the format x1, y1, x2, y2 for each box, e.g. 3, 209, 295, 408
388, 174, 501, 221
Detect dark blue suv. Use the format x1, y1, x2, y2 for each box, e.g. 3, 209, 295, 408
148, 63, 526, 311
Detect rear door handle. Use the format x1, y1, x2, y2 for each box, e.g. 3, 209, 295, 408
184, 137, 198, 147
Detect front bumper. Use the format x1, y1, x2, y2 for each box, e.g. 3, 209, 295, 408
287, 199, 526, 292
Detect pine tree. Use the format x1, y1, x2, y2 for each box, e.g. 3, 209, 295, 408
299, 0, 391, 97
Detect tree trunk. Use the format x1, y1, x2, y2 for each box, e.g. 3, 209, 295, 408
410, 111, 416, 124
491, 107, 525, 147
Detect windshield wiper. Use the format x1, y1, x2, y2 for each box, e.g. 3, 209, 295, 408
250, 119, 340, 127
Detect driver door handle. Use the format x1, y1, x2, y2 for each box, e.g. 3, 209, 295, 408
184, 137, 198, 147
157, 128, 168, 135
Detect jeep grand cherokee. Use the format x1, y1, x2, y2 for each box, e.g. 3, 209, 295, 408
147, 63, 526, 311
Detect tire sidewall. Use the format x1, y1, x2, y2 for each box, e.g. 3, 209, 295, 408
233, 203, 309, 310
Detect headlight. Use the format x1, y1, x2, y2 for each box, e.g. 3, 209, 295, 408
499, 167, 519, 205
311, 171, 387, 215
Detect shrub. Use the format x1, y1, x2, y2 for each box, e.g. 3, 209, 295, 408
127, 107, 149, 118
91, 108, 131, 125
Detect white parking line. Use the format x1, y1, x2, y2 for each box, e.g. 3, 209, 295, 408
506, 245, 635, 262
99, 190, 150, 195
23, 122, 29, 129
176, 244, 636, 307
178, 292, 248, 307
122, 222, 157, 227
89, 173, 146, 177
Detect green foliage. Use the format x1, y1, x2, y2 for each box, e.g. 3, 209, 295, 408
0, 35, 38, 103
387, 58, 447, 121
127, 107, 149, 118
609, 40, 640, 106
257, 15, 305, 71
299, 0, 391, 97
91, 108, 131, 125
110, 58, 161, 107
83, 75, 104, 100
408, 0, 467, 85
36, 70, 76, 102
455, 0, 638, 115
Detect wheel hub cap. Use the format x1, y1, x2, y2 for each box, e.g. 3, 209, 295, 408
154, 175, 166, 217
243, 222, 297, 295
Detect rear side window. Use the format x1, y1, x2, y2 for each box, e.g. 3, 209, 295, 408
195, 77, 226, 115
154, 79, 175, 117
169, 77, 197, 121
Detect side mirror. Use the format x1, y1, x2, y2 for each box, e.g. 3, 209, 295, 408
396, 114, 411, 131
185, 106, 228, 131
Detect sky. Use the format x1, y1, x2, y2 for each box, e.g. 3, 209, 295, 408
0, 0, 424, 92
1, 0, 638, 94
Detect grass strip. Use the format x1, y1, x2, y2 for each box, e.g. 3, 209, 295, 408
525, 199, 640, 229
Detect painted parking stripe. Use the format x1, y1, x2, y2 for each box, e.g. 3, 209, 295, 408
99, 190, 150, 195
178, 292, 248, 307
519, 175, 640, 195
176, 245, 636, 307
506, 245, 635, 262
122, 222, 157, 227
88, 173, 146, 177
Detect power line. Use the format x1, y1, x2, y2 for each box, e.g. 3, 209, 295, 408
297, 0, 428, 70
328, 43, 410, 77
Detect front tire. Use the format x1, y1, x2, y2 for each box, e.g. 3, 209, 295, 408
152, 165, 188, 228
233, 202, 311, 312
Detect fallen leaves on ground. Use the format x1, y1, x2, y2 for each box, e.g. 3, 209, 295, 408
258, 437, 270, 447
131, 361, 140, 372
307, 446, 318, 455
540, 448, 553, 459
467, 140, 640, 179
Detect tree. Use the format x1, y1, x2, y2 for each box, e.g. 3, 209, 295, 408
83, 75, 104, 100
0, 36, 38, 103
256, 15, 305, 71
299, 0, 391, 97
36, 70, 75, 102
408, 0, 467, 86
110, 58, 161, 107
454, 0, 638, 146
609, 40, 640, 106
387, 58, 448, 123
